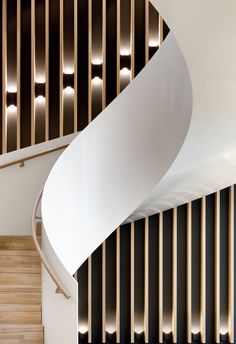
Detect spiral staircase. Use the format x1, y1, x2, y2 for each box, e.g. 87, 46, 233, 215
1, 0, 236, 344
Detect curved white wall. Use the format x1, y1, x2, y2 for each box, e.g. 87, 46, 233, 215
42, 34, 192, 275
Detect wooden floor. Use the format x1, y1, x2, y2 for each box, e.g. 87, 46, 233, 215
0, 236, 43, 343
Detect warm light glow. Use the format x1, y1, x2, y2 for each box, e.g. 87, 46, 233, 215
92, 58, 102, 65
149, 39, 159, 48
120, 67, 131, 77
7, 86, 17, 93
35, 76, 46, 84
92, 76, 102, 86
78, 325, 88, 334
63, 86, 74, 95
163, 324, 172, 334
64, 66, 74, 75
35, 95, 45, 104
134, 326, 144, 335
220, 327, 228, 336
106, 326, 116, 335
192, 326, 200, 335
7, 104, 17, 113
120, 48, 131, 56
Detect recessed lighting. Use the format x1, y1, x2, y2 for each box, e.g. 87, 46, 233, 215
7, 104, 17, 112
149, 40, 159, 48
35, 95, 45, 104
7, 86, 17, 93
35, 76, 46, 84
120, 48, 131, 56
92, 58, 102, 65
64, 67, 74, 75
120, 67, 130, 77
63, 86, 74, 95
78, 325, 88, 334
92, 76, 102, 86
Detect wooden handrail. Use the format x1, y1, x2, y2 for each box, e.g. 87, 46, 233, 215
32, 189, 71, 299
0, 144, 69, 169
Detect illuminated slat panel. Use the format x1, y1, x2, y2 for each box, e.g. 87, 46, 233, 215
145, 0, 149, 64
134, 219, 145, 339
177, 204, 187, 343
20, 0, 31, 149
31, 0, 35, 145
102, 241, 106, 343
220, 188, 229, 336
144, 217, 149, 343
73, 0, 78, 132
116, 227, 120, 343
130, 0, 134, 81
206, 193, 216, 342
106, 0, 117, 106
34, 0, 46, 144
88, 256, 92, 343
6, 0, 17, 152
120, 0, 131, 91
172, 208, 177, 343
134, 0, 145, 77
120, 223, 131, 343
105, 231, 117, 340
116, 0, 120, 96
130, 222, 135, 343
48, 0, 60, 139
201, 197, 206, 343
158, 212, 163, 343
77, 0, 89, 130
163, 210, 173, 338
148, 3, 159, 59
232, 186, 236, 343
17, 0, 21, 150
78, 260, 89, 336
91, 0, 103, 120
59, 0, 64, 138
62, 0, 74, 136
187, 202, 192, 343
215, 191, 220, 343
45, 0, 49, 141
148, 214, 159, 343
192, 199, 201, 335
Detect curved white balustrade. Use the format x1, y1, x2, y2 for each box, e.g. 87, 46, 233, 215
126, 0, 236, 221
42, 33, 192, 275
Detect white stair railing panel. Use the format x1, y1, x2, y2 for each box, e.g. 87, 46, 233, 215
42, 33, 192, 275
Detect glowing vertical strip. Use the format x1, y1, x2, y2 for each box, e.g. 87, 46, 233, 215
159, 16, 163, 45
45, 0, 49, 140
229, 186, 234, 343
144, 217, 149, 343
130, 0, 135, 80
59, 0, 64, 137
88, 255, 92, 343
131, 221, 135, 343
201, 197, 206, 343
2, 0, 7, 153
31, 0, 36, 145
145, 0, 149, 64
215, 191, 220, 343
88, 0, 92, 123
159, 212, 163, 343
102, 241, 106, 343
172, 208, 177, 343
116, 227, 121, 343
102, 0, 106, 110
187, 202, 192, 343
17, 0, 21, 149
116, 0, 120, 95
74, 0, 78, 132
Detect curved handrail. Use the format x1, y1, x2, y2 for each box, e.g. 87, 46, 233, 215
32, 189, 71, 299
0, 144, 69, 170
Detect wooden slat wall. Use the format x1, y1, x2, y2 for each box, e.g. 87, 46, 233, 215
78, 185, 236, 344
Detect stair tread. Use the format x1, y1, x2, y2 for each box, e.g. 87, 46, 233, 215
0, 237, 37, 251
0, 250, 39, 257
0, 292, 41, 305
0, 304, 41, 312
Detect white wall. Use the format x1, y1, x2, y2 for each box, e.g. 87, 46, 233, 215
0, 133, 77, 235
42, 227, 78, 344
42, 34, 192, 275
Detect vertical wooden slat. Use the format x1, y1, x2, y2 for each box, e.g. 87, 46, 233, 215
145, 0, 149, 64
144, 217, 149, 343
88, 255, 92, 343
229, 186, 234, 343
131, 221, 135, 343
172, 208, 177, 343
159, 212, 163, 343
102, 241, 106, 343
116, 227, 121, 343
74, 0, 78, 132
201, 197, 206, 342
102, 0, 106, 110
16, 0, 21, 149
187, 202, 192, 343
59, 0, 64, 137
215, 191, 220, 343
130, 0, 135, 81
88, 0, 92, 124
116, 0, 120, 96
159, 16, 163, 45
2, 0, 7, 154
45, 0, 49, 141
31, 0, 35, 145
